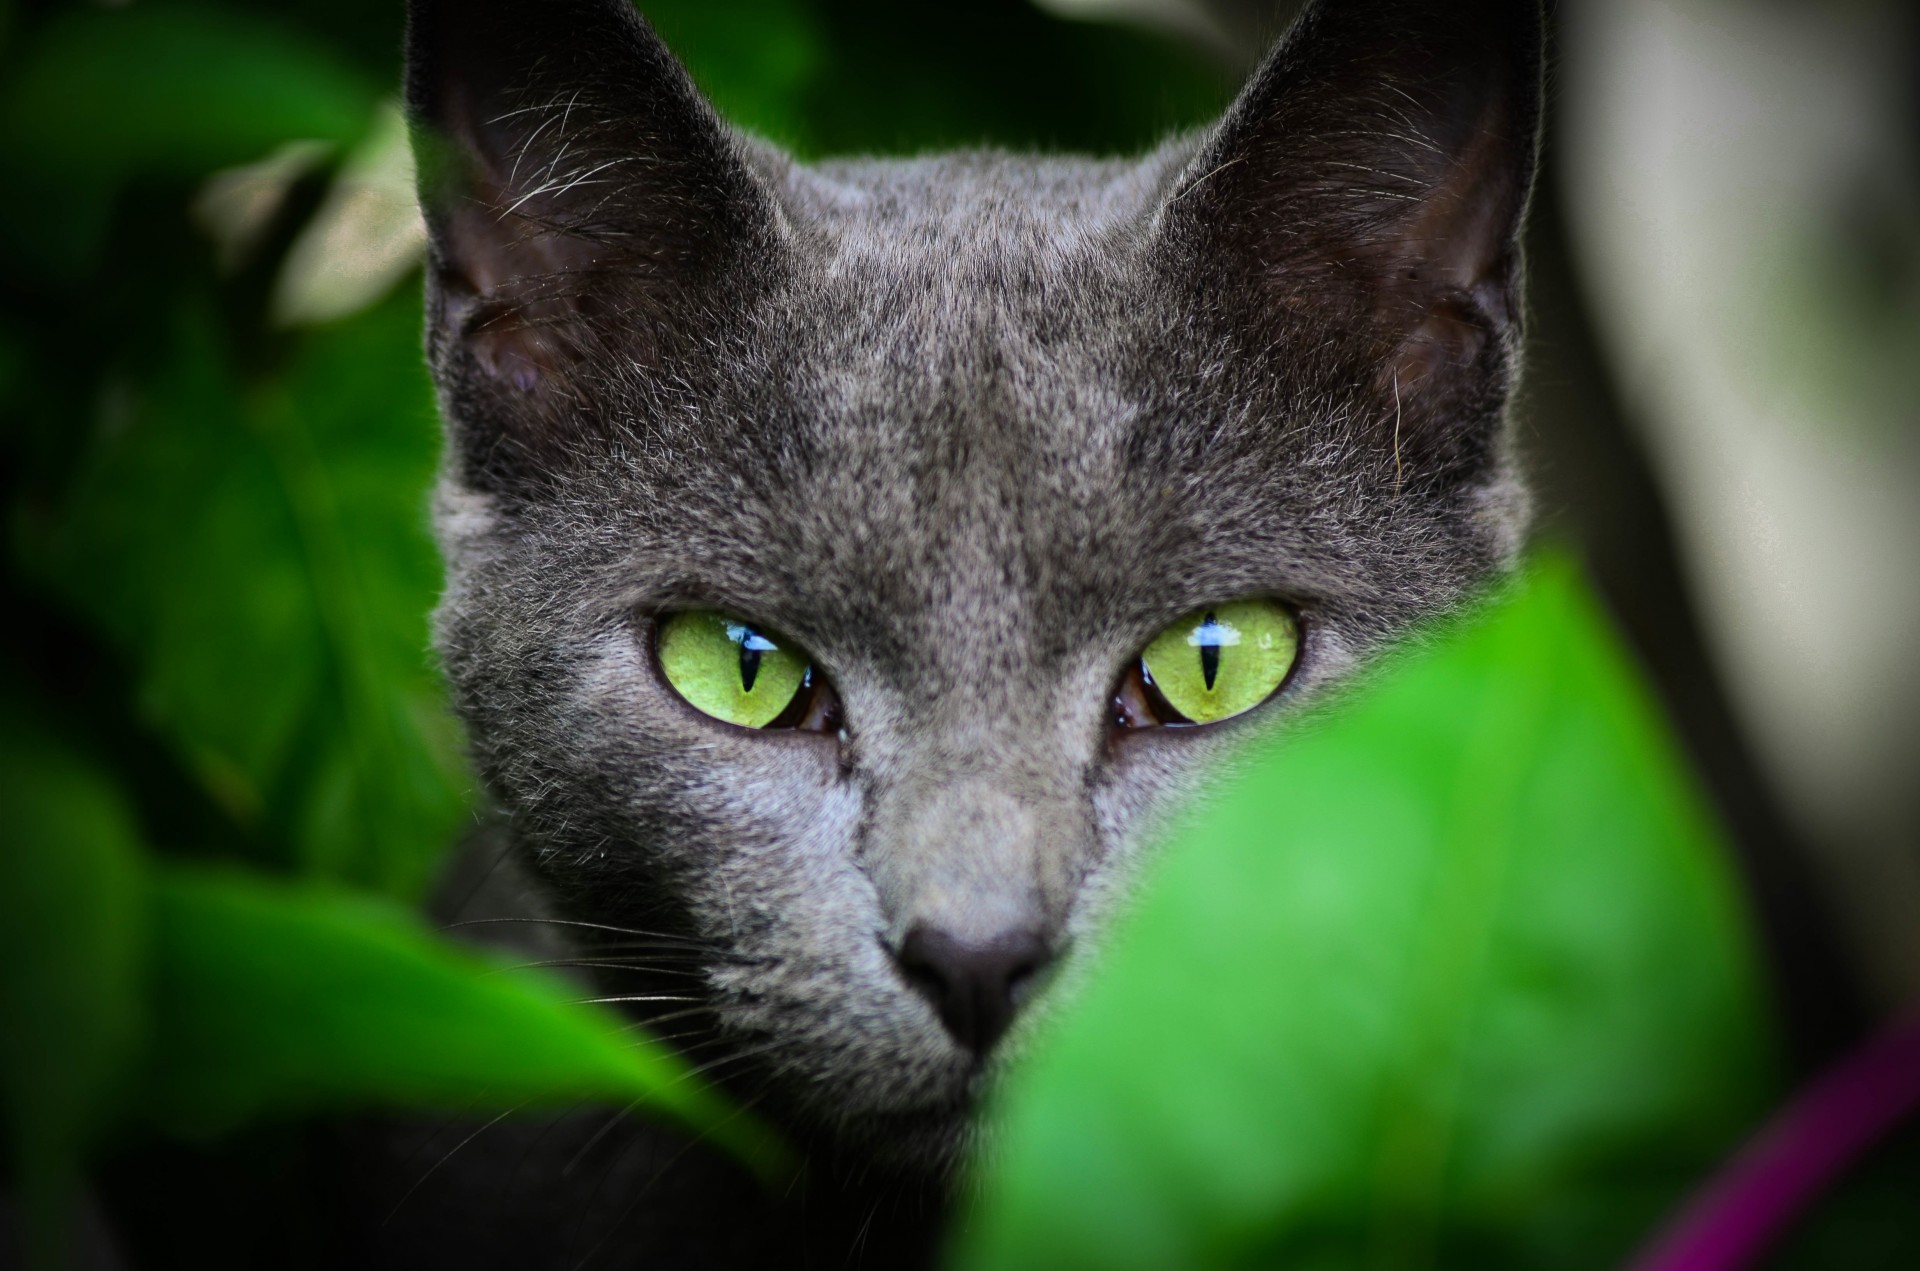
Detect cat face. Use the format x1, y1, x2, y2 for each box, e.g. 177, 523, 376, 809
408, 0, 1541, 1168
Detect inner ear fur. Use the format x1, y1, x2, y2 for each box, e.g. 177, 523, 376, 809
1157, 0, 1543, 467
406, 0, 780, 440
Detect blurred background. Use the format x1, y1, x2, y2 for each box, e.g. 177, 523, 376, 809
1, 0, 1915, 1264
1168, 0, 1920, 1051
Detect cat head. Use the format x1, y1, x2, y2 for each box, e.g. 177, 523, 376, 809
407, 0, 1542, 1170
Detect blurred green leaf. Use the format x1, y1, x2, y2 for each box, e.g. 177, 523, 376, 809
142, 869, 790, 1183
0, 2, 374, 181
22, 289, 467, 895
644, 0, 1231, 158
0, 1, 376, 277
639, 0, 827, 150
956, 559, 1778, 1271
0, 696, 149, 1263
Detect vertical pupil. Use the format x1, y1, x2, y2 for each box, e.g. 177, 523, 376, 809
1198, 612, 1221, 691
726, 623, 768, 693
739, 641, 761, 693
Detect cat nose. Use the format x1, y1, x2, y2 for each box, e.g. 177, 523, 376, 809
896, 924, 1053, 1056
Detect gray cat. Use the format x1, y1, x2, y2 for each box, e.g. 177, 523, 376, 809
362, 0, 1542, 1264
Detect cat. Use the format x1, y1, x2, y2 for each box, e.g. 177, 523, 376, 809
348, 0, 1543, 1264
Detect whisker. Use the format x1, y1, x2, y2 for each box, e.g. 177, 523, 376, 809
636, 1027, 717, 1051
556, 941, 714, 957
616, 1006, 714, 1035
560, 1101, 646, 1179
672, 1038, 788, 1088
569, 1089, 776, 1271
380, 1099, 486, 1208
637, 1024, 749, 1054
385, 1103, 529, 1226
515, 958, 713, 978
444, 916, 713, 944
490, 1098, 586, 1229
439, 835, 520, 927
550, 963, 715, 983
589, 941, 765, 964
849, 1197, 883, 1265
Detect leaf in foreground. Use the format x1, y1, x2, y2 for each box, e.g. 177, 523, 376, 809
956, 559, 1778, 1270
141, 870, 790, 1184
0, 1, 374, 181
26, 294, 469, 896
0, 699, 148, 1265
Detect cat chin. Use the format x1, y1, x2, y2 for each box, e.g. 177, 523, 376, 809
738, 1048, 984, 1177
824, 1097, 978, 1178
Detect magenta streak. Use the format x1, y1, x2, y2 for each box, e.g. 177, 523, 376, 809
1627, 1012, 1920, 1271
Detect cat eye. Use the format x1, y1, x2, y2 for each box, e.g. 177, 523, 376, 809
655, 611, 841, 733
1114, 598, 1300, 729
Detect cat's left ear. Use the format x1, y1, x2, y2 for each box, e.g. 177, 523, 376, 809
1155, 0, 1543, 447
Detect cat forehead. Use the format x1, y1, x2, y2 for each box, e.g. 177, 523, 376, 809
778, 148, 1182, 255
686, 147, 1218, 460
584, 151, 1330, 629
763, 148, 1181, 367
596, 311, 1326, 674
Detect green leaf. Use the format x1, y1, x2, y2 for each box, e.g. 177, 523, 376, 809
0, 696, 149, 1264
142, 869, 791, 1183
956, 558, 1779, 1271
0, 1, 377, 277
0, 2, 375, 181
23, 290, 468, 895
637, 0, 828, 152
640, 0, 1231, 158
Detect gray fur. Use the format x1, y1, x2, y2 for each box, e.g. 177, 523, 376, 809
408, 0, 1541, 1188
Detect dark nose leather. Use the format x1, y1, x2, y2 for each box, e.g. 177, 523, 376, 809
897, 924, 1053, 1055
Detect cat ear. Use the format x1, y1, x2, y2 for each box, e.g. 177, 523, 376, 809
1156, 0, 1543, 457
405, 0, 776, 404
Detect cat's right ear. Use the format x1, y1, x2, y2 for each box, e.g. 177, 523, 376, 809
406, 0, 777, 476
1152, 0, 1543, 476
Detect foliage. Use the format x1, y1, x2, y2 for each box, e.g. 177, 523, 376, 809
19, 291, 463, 895
0, 704, 147, 1267
0, 693, 789, 1261
955, 561, 1777, 1270
142, 868, 774, 1165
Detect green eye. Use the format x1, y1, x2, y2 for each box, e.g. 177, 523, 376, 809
656, 611, 816, 729
1138, 599, 1299, 725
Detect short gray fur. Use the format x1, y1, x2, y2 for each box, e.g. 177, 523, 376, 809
390, 0, 1543, 1262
